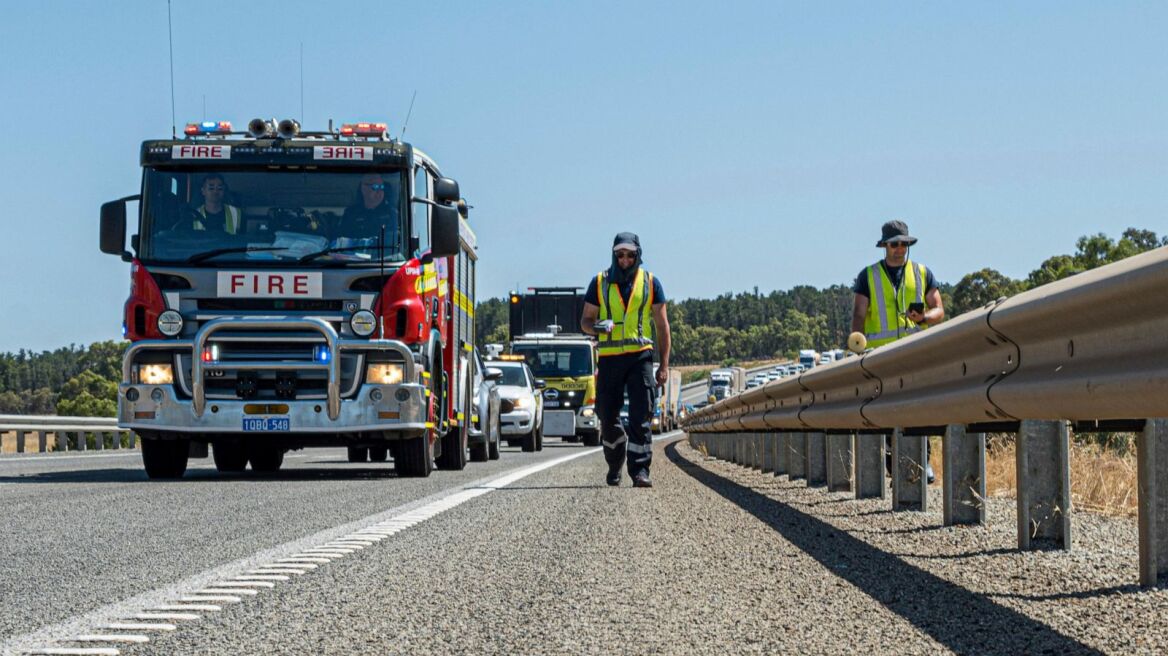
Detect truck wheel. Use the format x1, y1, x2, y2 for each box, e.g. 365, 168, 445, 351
488, 408, 501, 459
488, 435, 500, 460
395, 436, 433, 477
368, 446, 388, 462
141, 437, 189, 480
469, 440, 488, 462
564, 434, 580, 443
535, 425, 544, 451
248, 445, 284, 473
212, 439, 248, 473
436, 425, 467, 470
582, 432, 601, 447
347, 447, 368, 463
522, 428, 537, 452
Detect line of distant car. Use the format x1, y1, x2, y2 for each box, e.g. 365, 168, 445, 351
744, 349, 850, 390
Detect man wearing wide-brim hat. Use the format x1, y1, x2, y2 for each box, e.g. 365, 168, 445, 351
850, 220, 944, 350
851, 220, 945, 484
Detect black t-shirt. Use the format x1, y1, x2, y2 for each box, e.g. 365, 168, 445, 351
197, 206, 228, 232
584, 269, 667, 307
853, 261, 937, 299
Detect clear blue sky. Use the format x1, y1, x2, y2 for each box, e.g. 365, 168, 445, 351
1, 1, 1164, 352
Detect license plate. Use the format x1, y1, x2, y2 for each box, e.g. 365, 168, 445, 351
243, 417, 290, 431
544, 401, 559, 408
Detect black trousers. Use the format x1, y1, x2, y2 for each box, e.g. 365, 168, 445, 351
596, 352, 655, 475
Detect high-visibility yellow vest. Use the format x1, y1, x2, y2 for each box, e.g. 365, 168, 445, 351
195, 205, 241, 235
596, 268, 655, 357
863, 259, 929, 349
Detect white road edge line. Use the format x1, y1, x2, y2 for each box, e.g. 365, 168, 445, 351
4, 447, 603, 656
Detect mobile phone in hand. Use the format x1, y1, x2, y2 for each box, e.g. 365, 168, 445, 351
908, 302, 925, 314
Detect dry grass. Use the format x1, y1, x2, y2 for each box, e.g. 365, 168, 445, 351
928, 435, 1138, 518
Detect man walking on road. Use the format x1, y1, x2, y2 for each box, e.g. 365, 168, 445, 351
581, 232, 671, 488
851, 219, 944, 482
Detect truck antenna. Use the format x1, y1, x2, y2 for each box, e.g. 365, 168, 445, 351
167, 0, 177, 138
400, 90, 417, 140
299, 42, 305, 124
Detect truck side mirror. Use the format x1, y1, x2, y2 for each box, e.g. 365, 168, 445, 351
434, 177, 460, 205
534, 379, 547, 389
484, 367, 503, 382
430, 204, 460, 257
100, 198, 130, 260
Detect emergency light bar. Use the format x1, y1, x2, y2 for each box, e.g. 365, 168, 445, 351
184, 121, 232, 136
340, 122, 388, 137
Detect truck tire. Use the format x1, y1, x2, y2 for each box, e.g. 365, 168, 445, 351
522, 428, 537, 452
368, 445, 388, 462
582, 432, 601, 447
347, 447, 368, 463
436, 423, 467, 470
535, 424, 544, 451
469, 440, 488, 462
141, 437, 189, 480
395, 436, 433, 477
488, 435, 500, 460
248, 445, 284, 473
212, 439, 248, 473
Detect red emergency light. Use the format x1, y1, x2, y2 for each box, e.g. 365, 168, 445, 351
340, 122, 388, 137
185, 121, 233, 136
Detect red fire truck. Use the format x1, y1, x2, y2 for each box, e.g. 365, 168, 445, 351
99, 118, 478, 479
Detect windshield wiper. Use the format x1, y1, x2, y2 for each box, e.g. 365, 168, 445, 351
187, 246, 291, 264
297, 245, 392, 264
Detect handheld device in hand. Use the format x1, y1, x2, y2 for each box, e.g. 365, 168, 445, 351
594, 320, 615, 334
908, 302, 925, 314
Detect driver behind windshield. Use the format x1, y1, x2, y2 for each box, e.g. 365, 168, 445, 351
341, 174, 400, 247
193, 173, 242, 234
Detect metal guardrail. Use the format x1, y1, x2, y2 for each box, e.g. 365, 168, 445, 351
683, 247, 1168, 586
0, 415, 134, 454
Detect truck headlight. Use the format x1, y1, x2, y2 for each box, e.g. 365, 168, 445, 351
138, 363, 174, 385
157, 310, 183, 337
351, 310, 377, 337
511, 397, 528, 409
581, 407, 595, 418
367, 363, 404, 385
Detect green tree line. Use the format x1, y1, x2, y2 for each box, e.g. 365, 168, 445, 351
477, 227, 1166, 365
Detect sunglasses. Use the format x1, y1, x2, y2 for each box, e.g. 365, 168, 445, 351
888, 242, 909, 249
615, 251, 637, 260
364, 183, 385, 191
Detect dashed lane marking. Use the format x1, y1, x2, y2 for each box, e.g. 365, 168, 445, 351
8, 447, 603, 655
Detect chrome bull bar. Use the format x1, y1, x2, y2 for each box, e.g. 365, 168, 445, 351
122, 317, 416, 421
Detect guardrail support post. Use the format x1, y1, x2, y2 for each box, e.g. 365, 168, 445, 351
854, 433, 885, 499
1016, 420, 1071, 550
761, 433, 774, 473
38, 430, 47, 452
891, 428, 927, 511
95, 431, 105, 451
128, 430, 136, 450
16, 430, 26, 454
754, 433, 765, 470
943, 425, 986, 526
789, 432, 806, 481
805, 432, 827, 486
770, 434, 789, 473
1139, 419, 1168, 586
827, 433, 853, 492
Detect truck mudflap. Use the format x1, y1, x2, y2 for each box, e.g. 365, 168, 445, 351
543, 410, 576, 437
119, 316, 428, 435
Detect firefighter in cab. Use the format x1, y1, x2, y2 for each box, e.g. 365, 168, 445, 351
580, 232, 671, 488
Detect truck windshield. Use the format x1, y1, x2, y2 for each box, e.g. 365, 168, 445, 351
511, 344, 593, 378
138, 168, 409, 265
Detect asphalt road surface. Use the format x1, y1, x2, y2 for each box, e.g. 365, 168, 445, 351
3, 431, 1165, 655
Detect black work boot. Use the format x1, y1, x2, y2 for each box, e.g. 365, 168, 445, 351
606, 465, 621, 487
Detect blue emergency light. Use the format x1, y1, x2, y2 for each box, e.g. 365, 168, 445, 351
184, 121, 233, 136
314, 345, 330, 363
